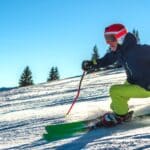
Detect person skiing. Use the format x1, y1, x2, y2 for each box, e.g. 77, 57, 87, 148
82, 23, 150, 127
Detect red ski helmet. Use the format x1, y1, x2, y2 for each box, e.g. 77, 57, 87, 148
104, 24, 127, 45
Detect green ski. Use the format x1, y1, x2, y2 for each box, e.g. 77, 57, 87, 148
43, 113, 150, 142
43, 118, 100, 142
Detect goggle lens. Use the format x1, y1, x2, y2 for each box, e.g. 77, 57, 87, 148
105, 34, 117, 42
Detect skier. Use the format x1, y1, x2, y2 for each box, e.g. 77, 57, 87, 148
82, 23, 150, 127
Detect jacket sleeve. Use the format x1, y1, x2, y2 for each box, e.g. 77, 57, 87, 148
139, 45, 150, 63
96, 51, 118, 68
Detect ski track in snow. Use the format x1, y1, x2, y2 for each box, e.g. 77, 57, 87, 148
0, 68, 150, 150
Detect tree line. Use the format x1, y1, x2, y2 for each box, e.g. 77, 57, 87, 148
19, 66, 60, 87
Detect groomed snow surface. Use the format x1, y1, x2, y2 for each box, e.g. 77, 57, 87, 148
0, 68, 150, 150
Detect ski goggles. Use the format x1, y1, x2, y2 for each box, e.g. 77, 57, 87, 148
104, 34, 117, 43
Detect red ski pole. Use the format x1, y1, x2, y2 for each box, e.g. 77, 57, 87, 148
66, 71, 86, 116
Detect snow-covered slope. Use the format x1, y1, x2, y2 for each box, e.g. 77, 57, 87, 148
0, 68, 150, 150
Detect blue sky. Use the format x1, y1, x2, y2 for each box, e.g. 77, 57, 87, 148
0, 0, 150, 87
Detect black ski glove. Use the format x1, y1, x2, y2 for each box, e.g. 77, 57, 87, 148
82, 60, 95, 72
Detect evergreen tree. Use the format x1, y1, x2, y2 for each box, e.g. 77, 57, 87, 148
47, 67, 60, 82
47, 67, 55, 81
132, 29, 140, 44
88, 45, 100, 73
54, 67, 60, 80
19, 66, 34, 87
91, 45, 100, 62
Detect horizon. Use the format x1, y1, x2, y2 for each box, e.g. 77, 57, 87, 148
1, 0, 150, 87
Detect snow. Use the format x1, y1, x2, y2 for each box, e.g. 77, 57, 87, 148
0, 68, 150, 150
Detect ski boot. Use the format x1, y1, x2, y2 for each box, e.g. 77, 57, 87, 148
101, 111, 134, 127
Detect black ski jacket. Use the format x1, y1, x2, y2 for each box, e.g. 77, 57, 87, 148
96, 33, 150, 90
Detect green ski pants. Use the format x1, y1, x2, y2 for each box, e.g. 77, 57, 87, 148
109, 82, 150, 115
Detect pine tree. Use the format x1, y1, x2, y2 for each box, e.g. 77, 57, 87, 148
47, 67, 54, 81
47, 67, 60, 82
132, 29, 140, 44
91, 45, 100, 62
87, 45, 100, 73
54, 67, 60, 80
19, 66, 34, 87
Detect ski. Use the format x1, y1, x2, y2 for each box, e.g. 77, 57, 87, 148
43, 117, 101, 142
43, 113, 149, 142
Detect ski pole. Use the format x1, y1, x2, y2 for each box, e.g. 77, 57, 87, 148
66, 71, 86, 116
